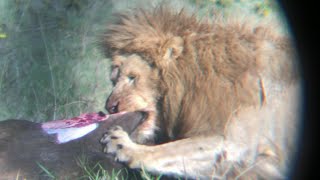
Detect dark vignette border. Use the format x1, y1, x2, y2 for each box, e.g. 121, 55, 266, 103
279, 0, 319, 179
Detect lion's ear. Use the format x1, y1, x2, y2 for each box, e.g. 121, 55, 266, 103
163, 36, 184, 60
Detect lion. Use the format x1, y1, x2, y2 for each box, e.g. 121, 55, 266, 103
100, 6, 301, 179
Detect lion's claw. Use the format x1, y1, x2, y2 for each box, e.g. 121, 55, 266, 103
100, 125, 136, 163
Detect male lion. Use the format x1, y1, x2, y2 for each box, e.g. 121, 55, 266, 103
100, 6, 300, 179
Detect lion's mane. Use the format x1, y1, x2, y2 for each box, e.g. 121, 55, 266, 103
102, 6, 298, 139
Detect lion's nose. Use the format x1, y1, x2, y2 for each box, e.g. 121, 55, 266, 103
106, 100, 119, 114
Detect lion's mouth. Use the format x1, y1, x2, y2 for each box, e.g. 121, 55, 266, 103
113, 109, 157, 141
105, 98, 157, 141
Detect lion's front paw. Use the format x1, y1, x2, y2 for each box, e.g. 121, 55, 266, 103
100, 126, 137, 163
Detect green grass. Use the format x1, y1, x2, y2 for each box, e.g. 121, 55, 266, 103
36, 155, 156, 180
0, 0, 283, 179
0, 0, 114, 121
76, 156, 131, 180
37, 162, 56, 179
36, 159, 129, 180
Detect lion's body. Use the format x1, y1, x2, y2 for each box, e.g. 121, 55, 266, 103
101, 6, 300, 179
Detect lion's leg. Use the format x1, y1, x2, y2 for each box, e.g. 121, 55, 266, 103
101, 126, 283, 179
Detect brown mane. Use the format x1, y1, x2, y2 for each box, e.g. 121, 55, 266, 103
102, 6, 298, 139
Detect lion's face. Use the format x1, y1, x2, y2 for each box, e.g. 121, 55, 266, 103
105, 54, 160, 142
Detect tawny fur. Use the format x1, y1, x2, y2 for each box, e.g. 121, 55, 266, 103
101, 6, 300, 179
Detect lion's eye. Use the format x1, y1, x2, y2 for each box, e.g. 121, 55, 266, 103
128, 75, 136, 83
